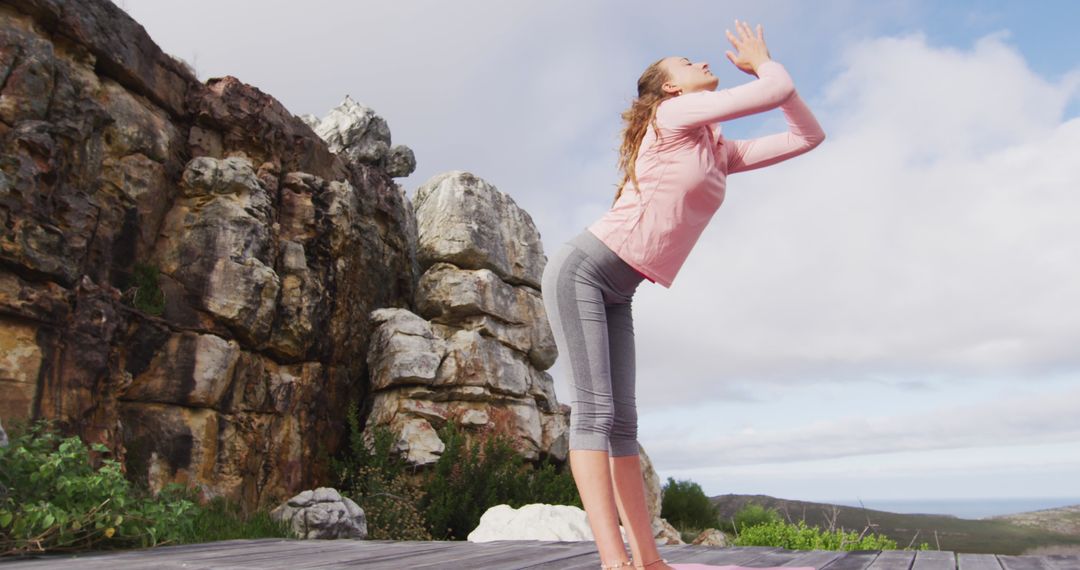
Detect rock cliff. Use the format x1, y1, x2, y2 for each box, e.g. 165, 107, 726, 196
0, 0, 580, 512
0, 0, 435, 507
364, 170, 568, 466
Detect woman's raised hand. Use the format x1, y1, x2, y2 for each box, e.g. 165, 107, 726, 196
725, 19, 771, 77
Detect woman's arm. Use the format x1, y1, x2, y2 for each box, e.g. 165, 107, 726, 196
725, 89, 825, 173
656, 60, 795, 131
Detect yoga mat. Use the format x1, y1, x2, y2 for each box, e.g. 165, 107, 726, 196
669, 565, 816, 570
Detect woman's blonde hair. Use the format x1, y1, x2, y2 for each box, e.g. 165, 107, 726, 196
613, 57, 677, 206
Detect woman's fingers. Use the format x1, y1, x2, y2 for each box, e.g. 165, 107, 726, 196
733, 19, 746, 42
757, 23, 764, 41
725, 28, 741, 50
739, 19, 753, 41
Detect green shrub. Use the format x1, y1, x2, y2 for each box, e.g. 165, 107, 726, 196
333, 404, 433, 541
521, 455, 581, 508
333, 403, 581, 541
129, 262, 165, 316
661, 477, 720, 531
421, 412, 535, 540
0, 421, 199, 555
733, 518, 931, 550
733, 501, 782, 533
176, 497, 290, 543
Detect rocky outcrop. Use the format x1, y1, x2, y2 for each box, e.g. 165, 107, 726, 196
690, 528, 730, 546
0, 0, 578, 512
271, 487, 368, 540
467, 503, 628, 542
363, 171, 569, 465
300, 96, 415, 178
0, 0, 415, 507
640, 445, 685, 544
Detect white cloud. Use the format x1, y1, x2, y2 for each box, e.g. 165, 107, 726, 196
626, 31, 1080, 410
646, 384, 1080, 468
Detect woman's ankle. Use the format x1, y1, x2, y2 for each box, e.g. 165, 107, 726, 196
633, 555, 668, 569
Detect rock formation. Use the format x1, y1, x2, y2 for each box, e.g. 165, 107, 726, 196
467, 503, 628, 543
0, 0, 416, 507
271, 487, 368, 540
690, 528, 730, 547
363, 171, 569, 465
0, 0, 659, 524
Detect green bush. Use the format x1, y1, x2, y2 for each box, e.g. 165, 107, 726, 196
420, 407, 582, 540
175, 497, 290, 544
0, 421, 199, 555
333, 403, 581, 541
661, 477, 720, 531
129, 262, 165, 316
733, 518, 931, 550
333, 404, 433, 541
733, 502, 782, 533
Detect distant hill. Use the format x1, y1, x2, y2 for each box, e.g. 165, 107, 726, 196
708, 494, 1080, 555
987, 505, 1080, 536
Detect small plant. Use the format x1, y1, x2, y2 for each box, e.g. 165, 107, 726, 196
733, 501, 782, 533
0, 421, 199, 555
421, 409, 536, 540
733, 518, 931, 550
333, 403, 581, 541
332, 403, 432, 541
176, 497, 291, 544
128, 262, 165, 316
661, 477, 720, 531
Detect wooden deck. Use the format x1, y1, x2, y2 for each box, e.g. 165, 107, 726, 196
2, 539, 1078, 569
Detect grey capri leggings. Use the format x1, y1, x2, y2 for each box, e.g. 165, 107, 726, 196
541, 228, 646, 457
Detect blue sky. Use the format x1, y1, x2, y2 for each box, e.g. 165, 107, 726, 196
120, 1, 1080, 510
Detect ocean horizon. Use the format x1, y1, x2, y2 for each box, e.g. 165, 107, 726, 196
818, 496, 1080, 520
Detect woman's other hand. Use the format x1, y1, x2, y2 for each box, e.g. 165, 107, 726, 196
725, 19, 771, 77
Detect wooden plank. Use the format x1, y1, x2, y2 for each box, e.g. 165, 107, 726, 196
280, 541, 463, 568
530, 544, 711, 570
513, 540, 610, 569
867, 550, 918, 570
81, 542, 360, 570
161, 540, 362, 565
1044, 555, 1080, 570
912, 549, 957, 570
997, 555, 1060, 570
736, 548, 845, 568
957, 553, 1003, 570
673, 546, 755, 565
396, 540, 545, 570
818, 550, 881, 570
783, 549, 847, 568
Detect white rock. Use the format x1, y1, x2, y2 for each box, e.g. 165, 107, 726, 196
271, 487, 367, 539
467, 503, 627, 543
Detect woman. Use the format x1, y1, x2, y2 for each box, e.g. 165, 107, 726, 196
540, 20, 825, 570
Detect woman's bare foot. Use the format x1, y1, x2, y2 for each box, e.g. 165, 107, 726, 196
633, 557, 674, 570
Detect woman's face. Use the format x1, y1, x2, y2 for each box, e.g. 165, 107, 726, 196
660, 56, 718, 95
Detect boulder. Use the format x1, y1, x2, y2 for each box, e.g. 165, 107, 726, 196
414, 171, 546, 288
386, 144, 416, 178
690, 528, 730, 547
271, 487, 367, 540
467, 503, 627, 543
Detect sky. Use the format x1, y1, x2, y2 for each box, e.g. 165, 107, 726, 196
118, 0, 1080, 511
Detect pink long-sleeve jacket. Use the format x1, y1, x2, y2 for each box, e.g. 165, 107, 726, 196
587, 60, 825, 288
